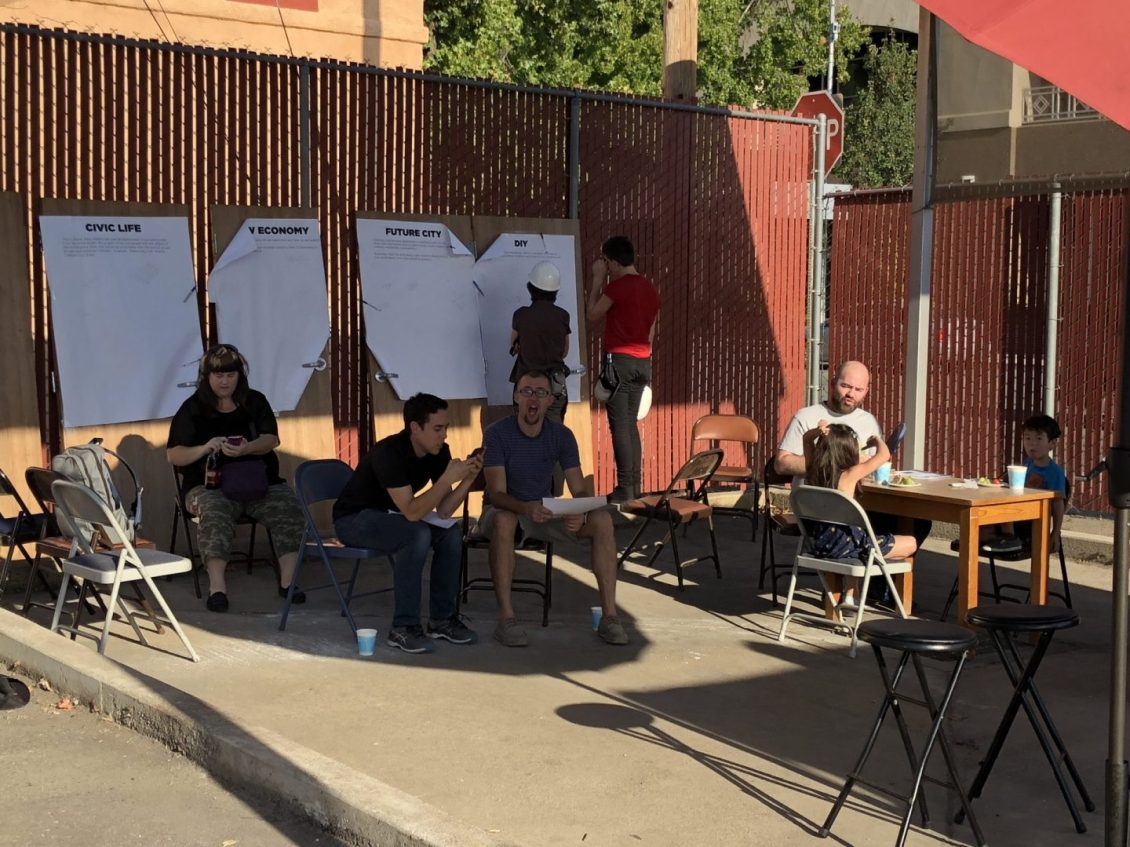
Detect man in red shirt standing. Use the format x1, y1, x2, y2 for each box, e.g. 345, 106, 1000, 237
587, 236, 660, 502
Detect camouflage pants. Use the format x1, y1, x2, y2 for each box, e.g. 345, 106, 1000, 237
186, 483, 305, 563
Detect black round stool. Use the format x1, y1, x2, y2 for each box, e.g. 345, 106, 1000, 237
958, 604, 1094, 834
819, 618, 986, 847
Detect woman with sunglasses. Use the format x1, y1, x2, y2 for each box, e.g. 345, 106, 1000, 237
166, 344, 305, 612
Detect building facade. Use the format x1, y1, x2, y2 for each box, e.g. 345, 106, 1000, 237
1, 0, 427, 68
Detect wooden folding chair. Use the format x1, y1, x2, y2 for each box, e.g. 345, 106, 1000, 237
617, 449, 723, 590
688, 414, 760, 541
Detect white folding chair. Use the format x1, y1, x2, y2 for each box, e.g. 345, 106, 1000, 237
49, 480, 199, 662
778, 485, 911, 657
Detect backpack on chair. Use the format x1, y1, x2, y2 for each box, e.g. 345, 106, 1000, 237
50, 439, 143, 544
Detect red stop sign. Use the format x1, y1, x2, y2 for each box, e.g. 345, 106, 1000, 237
792, 91, 844, 175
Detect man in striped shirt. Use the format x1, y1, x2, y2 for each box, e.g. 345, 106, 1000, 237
479, 371, 628, 648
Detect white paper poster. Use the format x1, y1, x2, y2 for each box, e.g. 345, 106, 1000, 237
355, 219, 484, 400
208, 219, 329, 412
39, 216, 202, 427
473, 233, 581, 405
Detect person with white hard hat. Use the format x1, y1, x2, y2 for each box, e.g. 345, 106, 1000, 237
509, 260, 571, 424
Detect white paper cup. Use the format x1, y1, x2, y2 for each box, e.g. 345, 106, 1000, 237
356, 628, 378, 656
591, 606, 603, 631
1007, 464, 1027, 490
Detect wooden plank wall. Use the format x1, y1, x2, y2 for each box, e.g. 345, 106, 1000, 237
0, 192, 44, 514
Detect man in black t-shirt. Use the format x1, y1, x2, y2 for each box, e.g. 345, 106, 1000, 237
334, 394, 481, 653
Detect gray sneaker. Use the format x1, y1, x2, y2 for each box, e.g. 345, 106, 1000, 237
387, 625, 435, 654
493, 617, 529, 647
428, 616, 478, 645
597, 615, 629, 645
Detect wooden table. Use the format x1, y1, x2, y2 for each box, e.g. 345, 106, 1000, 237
858, 479, 1055, 627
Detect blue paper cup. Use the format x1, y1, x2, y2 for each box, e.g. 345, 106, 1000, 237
356, 628, 378, 656
1007, 465, 1027, 491
591, 606, 603, 631
874, 462, 892, 485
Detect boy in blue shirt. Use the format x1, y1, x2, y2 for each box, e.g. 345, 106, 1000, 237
1020, 414, 1067, 553
990, 414, 1067, 553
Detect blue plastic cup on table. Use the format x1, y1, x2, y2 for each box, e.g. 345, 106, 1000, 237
591, 606, 603, 631
1007, 464, 1027, 490
356, 628, 378, 656
874, 461, 892, 485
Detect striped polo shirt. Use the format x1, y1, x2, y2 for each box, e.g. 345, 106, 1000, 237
483, 416, 580, 503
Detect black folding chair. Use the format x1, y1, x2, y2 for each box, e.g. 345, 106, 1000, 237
169, 466, 277, 598
458, 470, 554, 627
0, 467, 48, 603
280, 459, 393, 633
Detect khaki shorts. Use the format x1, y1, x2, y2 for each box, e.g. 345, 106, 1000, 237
477, 506, 582, 547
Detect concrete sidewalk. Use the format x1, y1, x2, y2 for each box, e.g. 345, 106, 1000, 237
0, 516, 1118, 847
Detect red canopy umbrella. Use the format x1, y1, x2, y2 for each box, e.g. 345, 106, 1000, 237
918, 0, 1130, 132
916, 3, 1130, 844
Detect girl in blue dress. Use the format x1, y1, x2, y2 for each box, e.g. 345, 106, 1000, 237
801, 421, 918, 607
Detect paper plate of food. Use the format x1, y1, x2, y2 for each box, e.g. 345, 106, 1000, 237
889, 474, 921, 487
976, 476, 1003, 488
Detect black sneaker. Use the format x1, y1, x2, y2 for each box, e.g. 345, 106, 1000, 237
387, 625, 435, 654
278, 584, 307, 604
206, 592, 229, 612
428, 615, 478, 644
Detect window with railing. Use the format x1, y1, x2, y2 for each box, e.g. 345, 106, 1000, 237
1023, 85, 1102, 124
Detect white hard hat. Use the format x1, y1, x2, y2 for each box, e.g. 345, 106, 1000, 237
528, 261, 561, 292
637, 385, 652, 420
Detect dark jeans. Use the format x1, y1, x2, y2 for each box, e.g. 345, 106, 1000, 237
334, 510, 463, 628
606, 353, 652, 494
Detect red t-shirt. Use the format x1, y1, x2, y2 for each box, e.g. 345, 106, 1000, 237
603, 273, 660, 357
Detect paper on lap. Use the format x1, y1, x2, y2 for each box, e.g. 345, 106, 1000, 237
541, 496, 608, 516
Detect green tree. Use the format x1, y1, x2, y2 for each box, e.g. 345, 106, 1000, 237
424, 0, 868, 110
835, 34, 917, 187
424, 0, 663, 96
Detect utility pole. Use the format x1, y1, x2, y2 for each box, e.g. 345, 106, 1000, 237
663, 0, 698, 102
825, 0, 838, 92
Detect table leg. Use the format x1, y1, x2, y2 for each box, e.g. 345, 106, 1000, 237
1029, 499, 1050, 605
895, 563, 914, 615
957, 511, 980, 628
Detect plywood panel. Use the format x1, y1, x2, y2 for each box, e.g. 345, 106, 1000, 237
355, 212, 484, 461
470, 216, 593, 479
44, 199, 197, 552
0, 192, 43, 513
211, 205, 337, 483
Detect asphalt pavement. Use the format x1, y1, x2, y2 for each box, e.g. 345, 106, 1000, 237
1, 676, 349, 847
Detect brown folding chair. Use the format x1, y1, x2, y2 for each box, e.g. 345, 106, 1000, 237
688, 414, 760, 541
458, 470, 554, 626
617, 449, 723, 590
